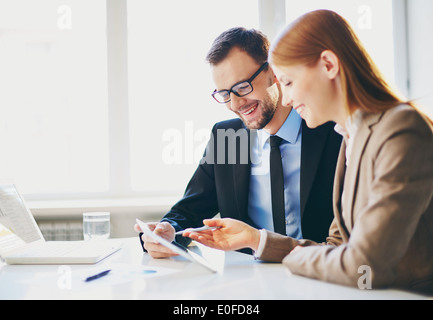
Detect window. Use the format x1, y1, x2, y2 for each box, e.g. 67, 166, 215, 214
127, 0, 259, 195
0, 0, 409, 202
0, 0, 109, 197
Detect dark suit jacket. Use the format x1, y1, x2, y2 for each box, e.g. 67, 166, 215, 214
161, 118, 342, 247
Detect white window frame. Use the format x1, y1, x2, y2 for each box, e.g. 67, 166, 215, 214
106, 0, 131, 199
392, 0, 410, 98
29, 0, 410, 218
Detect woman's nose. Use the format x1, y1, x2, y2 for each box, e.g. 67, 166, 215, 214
282, 92, 293, 108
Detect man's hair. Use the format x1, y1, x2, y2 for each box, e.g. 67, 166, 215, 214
206, 27, 270, 66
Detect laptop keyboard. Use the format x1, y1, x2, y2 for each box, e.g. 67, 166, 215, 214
14, 241, 110, 257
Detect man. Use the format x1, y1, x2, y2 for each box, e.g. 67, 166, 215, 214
136, 27, 341, 257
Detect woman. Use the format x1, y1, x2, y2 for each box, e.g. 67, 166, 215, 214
184, 10, 433, 294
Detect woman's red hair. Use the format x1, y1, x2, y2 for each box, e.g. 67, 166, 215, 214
270, 9, 432, 123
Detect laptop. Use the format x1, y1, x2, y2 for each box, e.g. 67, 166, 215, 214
0, 183, 122, 265
136, 219, 218, 273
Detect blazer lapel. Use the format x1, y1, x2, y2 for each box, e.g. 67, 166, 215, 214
342, 112, 382, 231
300, 121, 329, 216
232, 127, 252, 223
332, 141, 350, 242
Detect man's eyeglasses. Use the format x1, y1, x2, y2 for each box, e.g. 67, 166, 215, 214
212, 62, 269, 104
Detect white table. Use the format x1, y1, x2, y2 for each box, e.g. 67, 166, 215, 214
0, 237, 428, 300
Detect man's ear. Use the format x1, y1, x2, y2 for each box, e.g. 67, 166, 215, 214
320, 50, 340, 80
270, 68, 278, 85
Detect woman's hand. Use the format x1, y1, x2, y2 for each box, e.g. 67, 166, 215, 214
183, 218, 261, 252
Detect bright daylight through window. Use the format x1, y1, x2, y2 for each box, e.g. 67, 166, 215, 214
0, 0, 399, 200
0, 0, 109, 196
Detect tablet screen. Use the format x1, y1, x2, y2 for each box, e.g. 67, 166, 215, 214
136, 219, 217, 273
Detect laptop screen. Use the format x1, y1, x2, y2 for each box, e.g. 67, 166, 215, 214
0, 183, 43, 248
0, 223, 26, 255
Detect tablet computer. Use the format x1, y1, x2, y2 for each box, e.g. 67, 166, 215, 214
136, 219, 218, 273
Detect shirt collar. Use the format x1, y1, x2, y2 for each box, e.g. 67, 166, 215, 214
334, 109, 363, 142
258, 109, 302, 148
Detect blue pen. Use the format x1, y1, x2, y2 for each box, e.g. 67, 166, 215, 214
85, 269, 111, 282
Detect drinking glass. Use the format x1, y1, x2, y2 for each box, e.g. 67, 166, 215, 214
83, 212, 110, 241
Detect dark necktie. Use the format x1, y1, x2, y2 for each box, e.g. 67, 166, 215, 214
270, 135, 286, 235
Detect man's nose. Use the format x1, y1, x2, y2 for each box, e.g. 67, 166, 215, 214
229, 93, 247, 112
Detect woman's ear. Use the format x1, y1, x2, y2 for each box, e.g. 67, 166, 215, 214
320, 50, 340, 80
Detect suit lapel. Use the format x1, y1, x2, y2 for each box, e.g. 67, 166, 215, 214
342, 112, 382, 231
300, 121, 328, 216
232, 127, 252, 223
332, 141, 350, 241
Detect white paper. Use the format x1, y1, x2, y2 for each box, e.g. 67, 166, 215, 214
76, 263, 180, 286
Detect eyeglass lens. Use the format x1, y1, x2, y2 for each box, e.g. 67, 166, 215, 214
212, 62, 268, 104
213, 82, 253, 103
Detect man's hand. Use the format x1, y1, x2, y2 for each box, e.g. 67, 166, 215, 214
134, 222, 178, 258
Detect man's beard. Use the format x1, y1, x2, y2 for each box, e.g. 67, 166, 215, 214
240, 100, 277, 130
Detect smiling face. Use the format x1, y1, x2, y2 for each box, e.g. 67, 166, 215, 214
272, 51, 346, 128
211, 48, 283, 131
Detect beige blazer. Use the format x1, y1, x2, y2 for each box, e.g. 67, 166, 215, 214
259, 105, 433, 294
